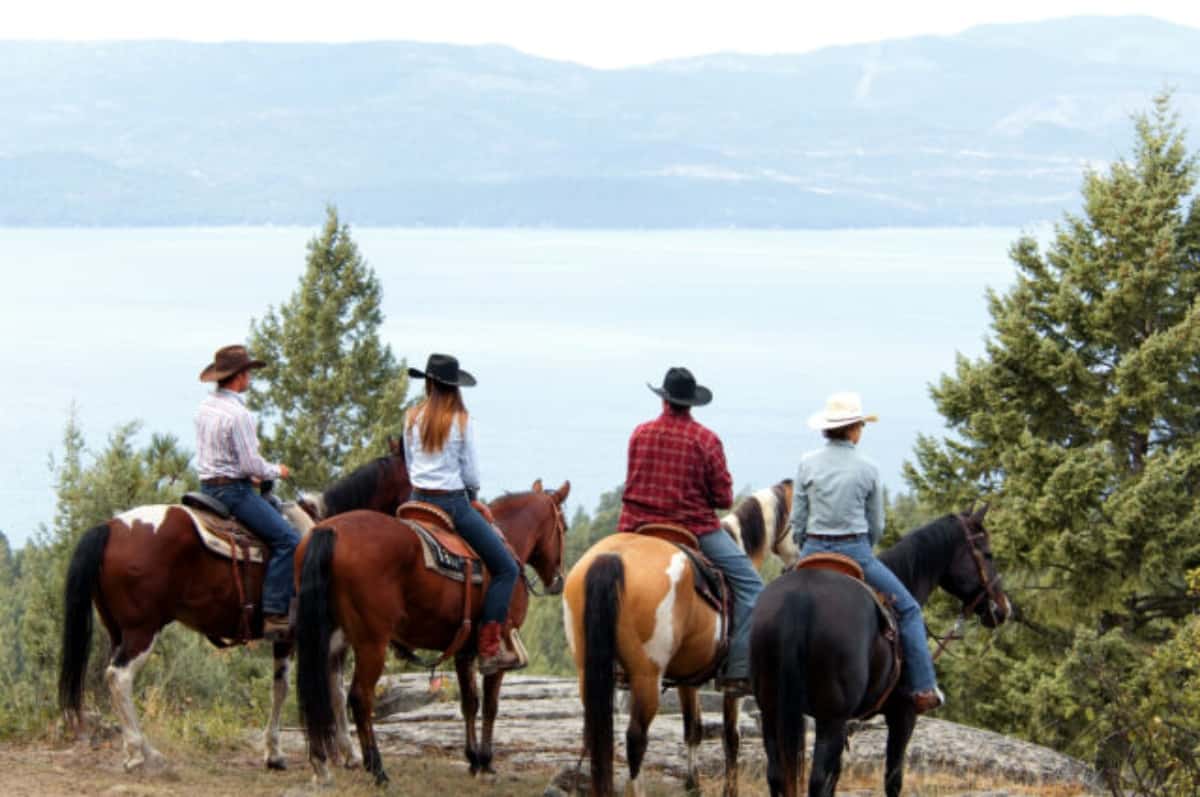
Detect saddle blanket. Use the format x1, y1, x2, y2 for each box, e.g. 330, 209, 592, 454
114, 504, 266, 564
398, 519, 487, 585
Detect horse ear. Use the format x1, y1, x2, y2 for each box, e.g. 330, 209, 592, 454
972, 502, 991, 523
387, 435, 401, 455
553, 480, 571, 504
531, 479, 544, 493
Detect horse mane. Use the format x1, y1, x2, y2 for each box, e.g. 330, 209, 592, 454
878, 514, 960, 589
321, 456, 392, 517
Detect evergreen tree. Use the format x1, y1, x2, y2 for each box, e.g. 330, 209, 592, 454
905, 93, 1200, 779
247, 205, 408, 488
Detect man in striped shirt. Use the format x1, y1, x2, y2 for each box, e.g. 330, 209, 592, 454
195, 345, 296, 641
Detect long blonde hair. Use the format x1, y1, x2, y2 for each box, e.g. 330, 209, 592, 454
406, 379, 468, 453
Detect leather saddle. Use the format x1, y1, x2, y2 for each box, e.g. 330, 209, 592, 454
627, 523, 732, 688
794, 552, 903, 716
395, 501, 486, 584
180, 492, 267, 563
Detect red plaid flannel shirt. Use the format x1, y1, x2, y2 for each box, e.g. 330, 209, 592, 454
618, 409, 734, 536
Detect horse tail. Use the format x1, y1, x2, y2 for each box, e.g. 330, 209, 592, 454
582, 553, 624, 797
776, 593, 811, 790
58, 523, 111, 720
296, 526, 338, 759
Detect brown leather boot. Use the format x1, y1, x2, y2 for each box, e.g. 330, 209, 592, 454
477, 621, 521, 675
912, 687, 945, 714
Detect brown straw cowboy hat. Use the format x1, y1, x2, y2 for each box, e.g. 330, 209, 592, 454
198, 345, 267, 383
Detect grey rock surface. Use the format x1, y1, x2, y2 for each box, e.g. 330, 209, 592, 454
282, 674, 1102, 794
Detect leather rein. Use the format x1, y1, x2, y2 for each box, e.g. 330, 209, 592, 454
929, 514, 1006, 661
523, 495, 567, 597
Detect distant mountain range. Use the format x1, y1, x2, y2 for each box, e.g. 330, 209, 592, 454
2, 16, 1198, 227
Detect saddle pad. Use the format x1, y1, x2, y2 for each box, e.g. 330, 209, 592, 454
181, 506, 267, 563
795, 552, 865, 580
631, 523, 700, 550
398, 518, 485, 585
114, 504, 266, 563
396, 500, 454, 533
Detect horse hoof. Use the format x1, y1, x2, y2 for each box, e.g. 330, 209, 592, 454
266, 756, 288, 771
373, 770, 390, 787
684, 776, 700, 794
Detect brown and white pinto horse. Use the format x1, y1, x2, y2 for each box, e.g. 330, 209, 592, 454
720, 479, 797, 571
563, 505, 779, 797
295, 480, 570, 786
57, 444, 411, 773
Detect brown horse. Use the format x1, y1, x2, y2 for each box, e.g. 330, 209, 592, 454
295, 479, 571, 786
564, 517, 762, 797
57, 445, 411, 773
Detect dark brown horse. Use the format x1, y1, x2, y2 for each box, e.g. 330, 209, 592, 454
295, 479, 570, 786
57, 443, 411, 772
749, 507, 1013, 797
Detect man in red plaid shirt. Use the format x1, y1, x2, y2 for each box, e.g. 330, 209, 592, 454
619, 366, 763, 694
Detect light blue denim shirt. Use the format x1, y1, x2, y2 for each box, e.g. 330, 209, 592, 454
790, 439, 884, 547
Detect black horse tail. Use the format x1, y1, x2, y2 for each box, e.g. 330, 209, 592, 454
296, 527, 338, 760
58, 523, 111, 720
582, 554, 624, 797
776, 594, 811, 791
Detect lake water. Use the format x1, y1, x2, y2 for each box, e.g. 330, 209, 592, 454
0, 227, 1029, 547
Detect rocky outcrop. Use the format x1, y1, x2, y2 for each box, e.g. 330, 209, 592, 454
280, 674, 1102, 794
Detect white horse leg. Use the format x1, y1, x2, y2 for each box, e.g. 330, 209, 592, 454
263, 646, 289, 770
105, 633, 165, 772
330, 632, 360, 768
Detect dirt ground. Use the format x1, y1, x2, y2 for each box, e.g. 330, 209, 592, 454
0, 739, 1098, 796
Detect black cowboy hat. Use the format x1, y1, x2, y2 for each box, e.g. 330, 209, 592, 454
648, 366, 712, 406
408, 353, 477, 388
199, 345, 266, 383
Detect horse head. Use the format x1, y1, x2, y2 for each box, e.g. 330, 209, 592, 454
530, 479, 570, 595
494, 479, 570, 596
941, 504, 1012, 628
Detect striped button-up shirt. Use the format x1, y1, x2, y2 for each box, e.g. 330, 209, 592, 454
790, 439, 884, 546
194, 389, 280, 482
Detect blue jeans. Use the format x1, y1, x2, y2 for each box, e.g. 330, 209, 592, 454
698, 528, 764, 681
202, 481, 300, 615
801, 535, 938, 693
414, 490, 519, 627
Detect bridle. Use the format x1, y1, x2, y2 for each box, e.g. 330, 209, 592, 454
524, 493, 568, 598
930, 513, 1008, 661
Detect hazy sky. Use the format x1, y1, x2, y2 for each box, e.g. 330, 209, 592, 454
3, 1, 1199, 67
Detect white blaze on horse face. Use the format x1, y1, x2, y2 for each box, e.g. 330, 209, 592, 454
114, 505, 171, 533
645, 552, 687, 671
561, 597, 576, 657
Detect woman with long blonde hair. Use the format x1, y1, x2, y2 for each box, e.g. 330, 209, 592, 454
403, 353, 521, 674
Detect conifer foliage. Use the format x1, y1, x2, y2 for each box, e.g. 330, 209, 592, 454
905, 93, 1200, 789
247, 206, 408, 488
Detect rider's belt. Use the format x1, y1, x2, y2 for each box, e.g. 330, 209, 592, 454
809, 532, 866, 542
201, 477, 250, 487
413, 487, 466, 496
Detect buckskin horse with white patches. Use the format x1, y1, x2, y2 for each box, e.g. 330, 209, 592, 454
562, 483, 794, 797
294, 479, 570, 786
749, 506, 1013, 797
57, 442, 411, 773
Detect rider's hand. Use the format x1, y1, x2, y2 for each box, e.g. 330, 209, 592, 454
278, 464, 291, 479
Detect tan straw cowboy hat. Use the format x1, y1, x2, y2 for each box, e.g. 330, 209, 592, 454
199, 345, 267, 383
807, 392, 879, 431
